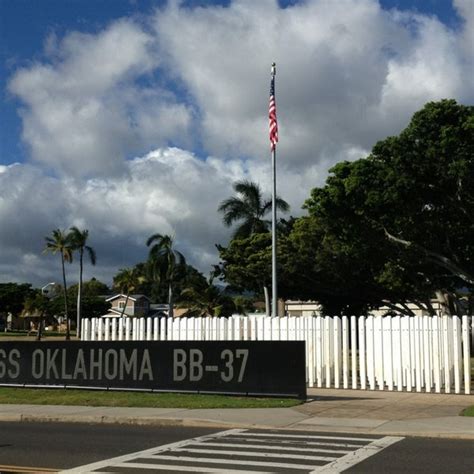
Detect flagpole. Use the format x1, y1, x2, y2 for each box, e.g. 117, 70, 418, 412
271, 62, 278, 317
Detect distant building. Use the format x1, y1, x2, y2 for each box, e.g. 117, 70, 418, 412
103, 294, 184, 318
285, 300, 322, 317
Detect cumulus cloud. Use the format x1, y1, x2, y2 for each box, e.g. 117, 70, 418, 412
3, 0, 474, 286
0, 148, 312, 286
153, 0, 473, 164
8, 20, 193, 178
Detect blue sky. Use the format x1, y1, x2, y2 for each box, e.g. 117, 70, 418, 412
0, 0, 472, 286
0, 0, 464, 166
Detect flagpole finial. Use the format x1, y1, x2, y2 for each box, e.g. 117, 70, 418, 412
271, 62, 276, 76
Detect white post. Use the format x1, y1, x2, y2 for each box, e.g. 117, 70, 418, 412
386, 317, 393, 391
146, 317, 152, 341
414, 316, 421, 392
351, 316, 357, 389
103, 318, 109, 341
395, 316, 403, 391
111, 318, 117, 341
333, 316, 341, 388
316, 315, 323, 388
82, 318, 89, 341
359, 316, 367, 390
367, 316, 375, 390
453, 315, 461, 394
433, 315, 441, 393
324, 316, 332, 388
90, 318, 96, 341
377, 317, 385, 391
462, 315, 471, 394
425, 315, 433, 392
97, 318, 103, 341
125, 317, 131, 341
443, 315, 451, 393
307, 316, 315, 388
342, 316, 349, 389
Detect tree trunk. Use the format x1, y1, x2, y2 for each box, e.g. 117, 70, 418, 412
36, 311, 44, 341
263, 285, 270, 316
76, 249, 83, 339
62, 255, 70, 340
168, 284, 174, 319
120, 294, 130, 318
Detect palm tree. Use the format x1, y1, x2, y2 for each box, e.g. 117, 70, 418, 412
44, 229, 74, 339
69, 227, 96, 339
218, 180, 289, 239
146, 234, 186, 319
179, 273, 234, 318
218, 180, 289, 315
113, 268, 143, 318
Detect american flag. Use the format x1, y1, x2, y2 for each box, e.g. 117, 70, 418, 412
269, 72, 278, 151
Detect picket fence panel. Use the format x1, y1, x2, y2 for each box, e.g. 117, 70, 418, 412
82, 314, 472, 394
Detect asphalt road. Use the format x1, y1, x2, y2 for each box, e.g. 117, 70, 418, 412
0, 422, 218, 472
0, 422, 472, 473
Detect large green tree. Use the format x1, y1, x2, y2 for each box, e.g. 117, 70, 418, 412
44, 229, 74, 338
0, 283, 36, 317
217, 234, 273, 313
69, 226, 96, 337
146, 234, 186, 318
218, 180, 289, 239
299, 99, 473, 315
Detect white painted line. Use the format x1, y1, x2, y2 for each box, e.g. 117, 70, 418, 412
312, 436, 404, 473
112, 462, 269, 473
230, 432, 378, 442
195, 441, 352, 454
139, 454, 323, 470
59, 429, 245, 473
169, 447, 337, 461
223, 437, 372, 449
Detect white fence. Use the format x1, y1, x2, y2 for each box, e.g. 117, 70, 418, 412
82, 314, 472, 395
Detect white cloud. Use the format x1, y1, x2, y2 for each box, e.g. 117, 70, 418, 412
8, 20, 193, 178
0, 148, 312, 286
3, 0, 473, 286
152, 0, 473, 165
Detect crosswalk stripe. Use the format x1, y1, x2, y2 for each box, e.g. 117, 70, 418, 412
112, 462, 269, 473
214, 434, 374, 451
136, 454, 324, 470
59, 429, 245, 473
231, 432, 378, 442
212, 438, 369, 449
61, 428, 404, 473
312, 436, 405, 473
168, 447, 337, 461
194, 441, 352, 454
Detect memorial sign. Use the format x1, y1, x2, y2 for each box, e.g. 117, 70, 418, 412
0, 341, 306, 398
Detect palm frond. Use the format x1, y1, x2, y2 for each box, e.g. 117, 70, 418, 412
85, 245, 97, 265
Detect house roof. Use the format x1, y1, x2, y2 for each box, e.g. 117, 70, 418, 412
105, 294, 150, 302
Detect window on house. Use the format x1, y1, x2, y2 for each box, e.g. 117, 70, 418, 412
118, 301, 126, 309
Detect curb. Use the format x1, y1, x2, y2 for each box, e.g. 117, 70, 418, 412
1, 414, 251, 430
1, 414, 473, 440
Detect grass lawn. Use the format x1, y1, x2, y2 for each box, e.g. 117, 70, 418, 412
460, 405, 474, 417
0, 387, 302, 409
0, 332, 76, 341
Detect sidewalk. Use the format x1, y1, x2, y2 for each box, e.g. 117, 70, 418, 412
0, 388, 472, 439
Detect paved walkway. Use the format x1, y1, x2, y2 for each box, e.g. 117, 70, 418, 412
0, 388, 472, 439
